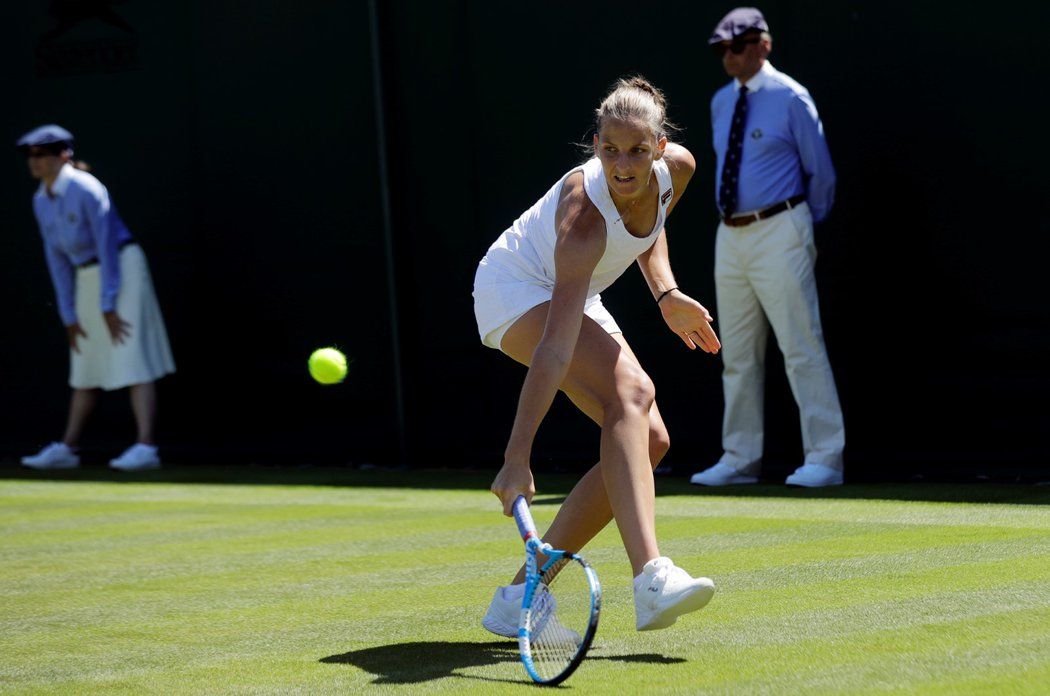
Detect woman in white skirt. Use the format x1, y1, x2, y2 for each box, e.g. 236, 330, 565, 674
17, 125, 176, 472
475, 77, 723, 635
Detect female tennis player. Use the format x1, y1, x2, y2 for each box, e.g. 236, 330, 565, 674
17, 125, 176, 472
474, 77, 719, 633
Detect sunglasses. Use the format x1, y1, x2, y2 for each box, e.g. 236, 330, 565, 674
26, 148, 60, 159
711, 35, 762, 58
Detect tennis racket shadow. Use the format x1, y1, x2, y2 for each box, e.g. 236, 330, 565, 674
320, 640, 685, 685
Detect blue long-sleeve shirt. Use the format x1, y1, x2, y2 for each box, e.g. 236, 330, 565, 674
710, 61, 835, 222
32, 163, 134, 325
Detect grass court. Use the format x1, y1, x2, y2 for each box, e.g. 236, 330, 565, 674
2, 467, 1048, 694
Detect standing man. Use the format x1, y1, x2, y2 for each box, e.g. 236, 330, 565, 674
690, 8, 845, 487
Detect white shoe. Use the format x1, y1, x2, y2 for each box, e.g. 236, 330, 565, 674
689, 462, 758, 486
481, 583, 579, 643
634, 557, 715, 631
481, 584, 522, 638
785, 463, 843, 487
109, 444, 161, 471
21, 442, 80, 470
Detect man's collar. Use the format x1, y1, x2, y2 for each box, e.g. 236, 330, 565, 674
734, 60, 775, 93
38, 163, 75, 198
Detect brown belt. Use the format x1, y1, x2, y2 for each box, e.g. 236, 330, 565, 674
77, 239, 137, 269
722, 194, 806, 228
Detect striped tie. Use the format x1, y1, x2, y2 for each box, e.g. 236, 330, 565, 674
718, 85, 749, 217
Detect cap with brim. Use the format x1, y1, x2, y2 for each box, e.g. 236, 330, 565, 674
16, 124, 74, 150
709, 7, 769, 45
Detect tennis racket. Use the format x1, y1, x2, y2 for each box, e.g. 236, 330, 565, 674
512, 495, 601, 686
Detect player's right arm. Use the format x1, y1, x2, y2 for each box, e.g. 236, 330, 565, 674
491, 172, 606, 516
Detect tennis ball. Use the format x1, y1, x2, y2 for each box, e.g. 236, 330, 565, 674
308, 347, 347, 385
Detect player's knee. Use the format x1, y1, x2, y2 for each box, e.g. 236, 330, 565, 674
613, 366, 656, 415
650, 424, 671, 468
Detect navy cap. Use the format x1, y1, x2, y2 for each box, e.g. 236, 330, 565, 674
709, 7, 769, 44
15, 124, 74, 149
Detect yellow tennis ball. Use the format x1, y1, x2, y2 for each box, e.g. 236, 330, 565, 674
308, 347, 347, 385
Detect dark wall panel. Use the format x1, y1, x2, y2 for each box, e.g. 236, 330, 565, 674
1, 1, 396, 463
2, 0, 1046, 478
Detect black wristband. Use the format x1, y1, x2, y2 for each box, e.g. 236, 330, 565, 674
657, 287, 679, 304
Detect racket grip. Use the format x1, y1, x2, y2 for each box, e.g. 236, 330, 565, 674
512, 495, 538, 540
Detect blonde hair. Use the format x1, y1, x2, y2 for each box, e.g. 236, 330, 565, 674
595, 76, 675, 141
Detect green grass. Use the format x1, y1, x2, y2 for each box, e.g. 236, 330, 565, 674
1, 467, 1048, 694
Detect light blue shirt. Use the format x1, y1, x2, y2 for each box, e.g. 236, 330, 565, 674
710, 61, 835, 222
32, 163, 134, 325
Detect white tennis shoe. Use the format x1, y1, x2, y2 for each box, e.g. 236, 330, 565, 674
21, 442, 80, 470
482, 584, 523, 638
481, 583, 579, 643
634, 557, 715, 631
109, 443, 161, 471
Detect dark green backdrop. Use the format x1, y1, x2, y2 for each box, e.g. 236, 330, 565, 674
2, 1, 1047, 480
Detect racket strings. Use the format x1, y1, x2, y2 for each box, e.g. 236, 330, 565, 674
531, 587, 574, 679
527, 559, 588, 681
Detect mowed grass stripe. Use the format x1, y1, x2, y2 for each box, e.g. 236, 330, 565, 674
1, 471, 1047, 694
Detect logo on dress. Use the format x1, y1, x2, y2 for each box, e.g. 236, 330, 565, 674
661, 189, 672, 205
67, 212, 78, 224
750, 128, 763, 140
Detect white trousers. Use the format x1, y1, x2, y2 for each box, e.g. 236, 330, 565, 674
714, 202, 844, 473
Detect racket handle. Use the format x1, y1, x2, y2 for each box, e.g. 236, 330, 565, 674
512, 495, 538, 540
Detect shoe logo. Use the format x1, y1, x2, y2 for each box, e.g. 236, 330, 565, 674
648, 587, 659, 592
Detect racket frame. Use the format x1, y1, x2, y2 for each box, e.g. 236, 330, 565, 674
512, 496, 601, 686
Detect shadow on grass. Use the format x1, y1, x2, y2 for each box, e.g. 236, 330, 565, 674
0, 461, 1047, 505
320, 640, 684, 685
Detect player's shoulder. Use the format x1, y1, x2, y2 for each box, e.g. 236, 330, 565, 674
663, 143, 696, 178
556, 171, 606, 246
558, 171, 601, 223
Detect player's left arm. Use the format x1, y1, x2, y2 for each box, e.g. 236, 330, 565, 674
637, 144, 720, 353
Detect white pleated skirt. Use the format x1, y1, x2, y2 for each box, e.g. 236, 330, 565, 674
70, 244, 176, 390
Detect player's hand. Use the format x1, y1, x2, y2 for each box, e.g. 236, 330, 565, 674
103, 311, 132, 345
66, 322, 88, 353
659, 291, 721, 354
491, 460, 535, 517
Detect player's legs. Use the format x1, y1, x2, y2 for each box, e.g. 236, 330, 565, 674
501, 302, 661, 576
506, 387, 669, 585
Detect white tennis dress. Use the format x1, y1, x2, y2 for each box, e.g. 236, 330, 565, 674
473, 157, 673, 349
